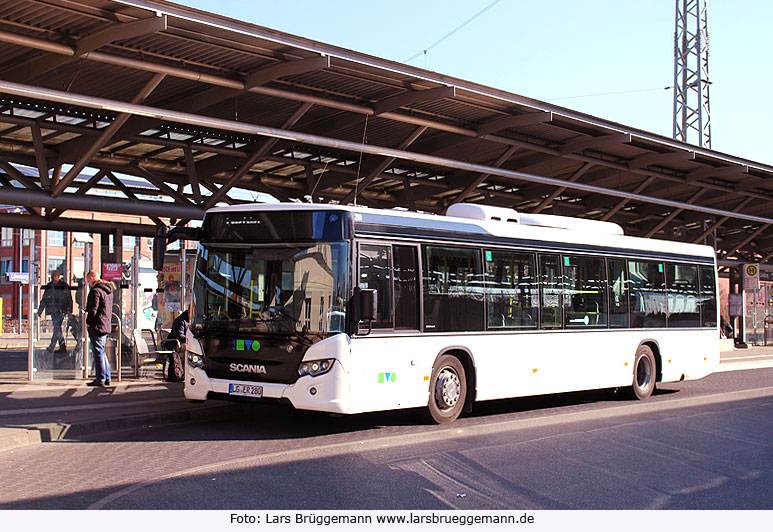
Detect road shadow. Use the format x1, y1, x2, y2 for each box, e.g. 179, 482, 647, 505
58, 384, 687, 446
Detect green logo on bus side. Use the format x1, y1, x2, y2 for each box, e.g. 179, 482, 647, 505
378, 372, 396, 383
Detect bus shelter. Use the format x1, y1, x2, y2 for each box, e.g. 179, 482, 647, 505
0, 225, 193, 382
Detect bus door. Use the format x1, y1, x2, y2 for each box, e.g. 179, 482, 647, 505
351, 241, 424, 412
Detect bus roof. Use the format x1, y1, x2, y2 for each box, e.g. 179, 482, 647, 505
206, 203, 716, 261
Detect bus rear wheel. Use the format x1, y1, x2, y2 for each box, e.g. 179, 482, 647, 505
427, 355, 466, 424
630, 345, 656, 400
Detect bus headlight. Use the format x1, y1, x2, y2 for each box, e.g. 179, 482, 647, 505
187, 353, 205, 369
298, 359, 334, 377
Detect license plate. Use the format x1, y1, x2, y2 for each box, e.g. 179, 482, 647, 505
229, 383, 263, 397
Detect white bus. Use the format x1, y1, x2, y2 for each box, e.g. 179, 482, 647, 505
168, 203, 719, 423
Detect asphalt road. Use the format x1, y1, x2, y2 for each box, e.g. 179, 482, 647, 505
0, 368, 771, 510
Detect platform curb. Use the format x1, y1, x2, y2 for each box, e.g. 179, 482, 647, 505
0, 401, 241, 453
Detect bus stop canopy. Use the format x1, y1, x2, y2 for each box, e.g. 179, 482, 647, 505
1, 0, 772, 268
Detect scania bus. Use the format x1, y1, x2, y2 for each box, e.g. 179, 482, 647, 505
160, 202, 718, 423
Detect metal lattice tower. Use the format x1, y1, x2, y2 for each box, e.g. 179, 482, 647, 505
673, 0, 712, 148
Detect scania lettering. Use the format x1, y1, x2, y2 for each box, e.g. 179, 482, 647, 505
230, 363, 267, 374
164, 203, 718, 423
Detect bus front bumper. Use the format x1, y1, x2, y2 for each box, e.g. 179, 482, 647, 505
184, 363, 350, 414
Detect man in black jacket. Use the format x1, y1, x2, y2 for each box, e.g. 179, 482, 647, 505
37, 271, 72, 353
85, 270, 114, 387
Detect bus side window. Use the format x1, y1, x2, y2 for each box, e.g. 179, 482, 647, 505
359, 244, 393, 329
393, 245, 419, 330
564, 255, 607, 328
423, 245, 484, 332
608, 259, 629, 328
699, 265, 717, 327
539, 253, 563, 329
629, 260, 666, 328
484, 249, 538, 329
667, 263, 700, 328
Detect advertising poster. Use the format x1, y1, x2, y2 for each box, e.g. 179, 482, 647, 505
155, 252, 195, 329
102, 262, 122, 282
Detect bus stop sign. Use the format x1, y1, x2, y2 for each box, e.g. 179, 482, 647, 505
744, 264, 760, 291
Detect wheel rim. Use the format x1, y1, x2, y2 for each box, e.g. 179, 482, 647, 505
636, 355, 652, 391
434, 366, 461, 410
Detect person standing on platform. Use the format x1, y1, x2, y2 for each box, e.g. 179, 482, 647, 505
37, 270, 72, 354
85, 270, 114, 387
164, 309, 189, 382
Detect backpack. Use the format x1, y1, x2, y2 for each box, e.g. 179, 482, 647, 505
165, 351, 185, 382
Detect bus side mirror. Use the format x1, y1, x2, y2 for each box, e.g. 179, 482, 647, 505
358, 288, 377, 335
360, 289, 377, 322
152, 229, 167, 272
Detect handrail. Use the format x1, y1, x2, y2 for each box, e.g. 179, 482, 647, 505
111, 312, 122, 383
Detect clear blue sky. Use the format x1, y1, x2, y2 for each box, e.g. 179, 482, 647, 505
176, 0, 772, 166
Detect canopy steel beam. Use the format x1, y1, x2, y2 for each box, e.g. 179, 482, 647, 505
131, 166, 196, 205
30, 122, 50, 188
451, 146, 520, 205
46, 169, 109, 221
599, 176, 658, 221
202, 102, 314, 208
627, 150, 695, 170
4, 14, 167, 83
51, 72, 167, 197
532, 162, 595, 214
94, 56, 328, 155
724, 224, 771, 258
341, 125, 428, 205
476, 112, 553, 136
0, 158, 41, 191
733, 176, 771, 192
559, 133, 631, 155
104, 171, 164, 226
373, 86, 455, 116
686, 164, 748, 183
0, 187, 204, 219
184, 145, 203, 204
643, 188, 707, 238
0, 213, 157, 237
178, 55, 330, 113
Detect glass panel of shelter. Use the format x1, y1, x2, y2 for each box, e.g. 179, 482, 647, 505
31, 231, 89, 381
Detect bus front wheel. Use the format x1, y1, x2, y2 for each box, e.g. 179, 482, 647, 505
631, 345, 656, 400
427, 355, 466, 424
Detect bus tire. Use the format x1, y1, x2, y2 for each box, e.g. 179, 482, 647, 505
630, 345, 656, 400
427, 355, 466, 424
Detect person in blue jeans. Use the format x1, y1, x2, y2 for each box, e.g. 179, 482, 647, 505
85, 270, 114, 387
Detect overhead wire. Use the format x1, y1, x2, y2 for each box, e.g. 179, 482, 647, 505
403, 0, 502, 63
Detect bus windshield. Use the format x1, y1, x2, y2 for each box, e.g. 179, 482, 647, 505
193, 242, 349, 336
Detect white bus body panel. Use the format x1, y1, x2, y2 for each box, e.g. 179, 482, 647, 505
345, 328, 718, 415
